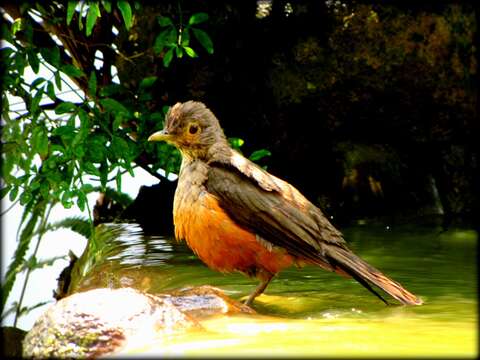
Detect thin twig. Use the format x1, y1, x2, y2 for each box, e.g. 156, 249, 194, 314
13, 202, 53, 327
0, 199, 20, 217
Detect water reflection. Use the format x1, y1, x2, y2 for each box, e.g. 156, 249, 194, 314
104, 223, 176, 267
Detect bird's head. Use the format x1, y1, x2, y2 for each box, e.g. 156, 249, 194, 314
148, 101, 227, 160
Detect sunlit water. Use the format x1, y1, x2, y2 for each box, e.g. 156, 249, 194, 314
76, 223, 477, 357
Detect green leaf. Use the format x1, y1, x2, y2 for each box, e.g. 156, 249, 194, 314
61, 64, 84, 78
61, 191, 73, 208
20, 190, 33, 205
139, 76, 157, 89
47, 216, 92, 238
101, 0, 112, 13
249, 149, 272, 162
153, 34, 166, 54
158, 16, 173, 27
99, 98, 128, 114
39, 181, 49, 199
31, 128, 41, 153
83, 161, 101, 175
183, 46, 197, 58
229, 137, 244, 149
31, 88, 44, 114
112, 114, 124, 130
154, 28, 177, 54
189, 12, 208, 25
125, 160, 134, 177
0, 47, 15, 64
53, 125, 76, 143
99, 164, 108, 189
12, 18, 24, 35
115, 169, 122, 192
99, 83, 124, 97
54, 71, 62, 90
181, 29, 190, 46
76, 191, 86, 211
29, 178, 41, 191
81, 184, 95, 193
14, 52, 27, 76
117, 0, 132, 29
32, 127, 49, 158
111, 136, 129, 157
30, 77, 46, 89
88, 71, 97, 97
46, 81, 56, 100
27, 48, 40, 73
192, 28, 214, 54
54, 101, 77, 114
176, 46, 183, 58
40, 46, 61, 68
86, 2, 101, 37
9, 186, 18, 201
0, 186, 10, 200
78, 108, 90, 130
85, 134, 107, 163
1, 23, 13, 43
163, 47, 174, 67
67, 1, 77, 25
38, 131, 49, 158
73, 144, 85, 158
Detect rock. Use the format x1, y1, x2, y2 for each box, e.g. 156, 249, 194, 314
23, 286, 253, 358
22, 288, 196, 358
162, 285, 255, 319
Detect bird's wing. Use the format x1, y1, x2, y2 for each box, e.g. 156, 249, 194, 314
206, 152, 347, 263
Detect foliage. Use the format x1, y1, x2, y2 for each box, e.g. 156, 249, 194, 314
1, 1, 278, 324
0, 1, 216, 323
154, 10, 214, 67
257, 2, 476, 217
43, 216, 93, 240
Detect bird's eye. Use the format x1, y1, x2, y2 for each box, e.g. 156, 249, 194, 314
188, 124, 199, 135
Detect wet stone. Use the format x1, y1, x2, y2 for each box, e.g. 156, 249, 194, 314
22, 286, 253, 358
162, 285, 255, 318
22, 288, 196, 358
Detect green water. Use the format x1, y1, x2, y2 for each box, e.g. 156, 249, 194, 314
76, 222, 477, 357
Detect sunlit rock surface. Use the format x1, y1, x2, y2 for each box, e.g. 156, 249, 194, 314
22, 286, 253, 358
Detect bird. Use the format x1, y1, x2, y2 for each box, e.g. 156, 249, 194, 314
148, 101, 423, 307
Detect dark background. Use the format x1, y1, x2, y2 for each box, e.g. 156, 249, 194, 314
116, 1, 478, 228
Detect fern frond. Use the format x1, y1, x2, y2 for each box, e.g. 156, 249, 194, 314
43, 216, 92, 239
1, 201, 46, 313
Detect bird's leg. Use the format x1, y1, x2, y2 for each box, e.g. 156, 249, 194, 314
245, 272, 274, 306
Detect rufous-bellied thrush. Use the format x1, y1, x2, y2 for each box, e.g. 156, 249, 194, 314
148, 101, 423, 306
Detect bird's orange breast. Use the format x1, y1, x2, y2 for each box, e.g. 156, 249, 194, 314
174, 190, 293, 276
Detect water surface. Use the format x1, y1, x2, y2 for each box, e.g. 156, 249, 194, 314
76, 222, 477, 357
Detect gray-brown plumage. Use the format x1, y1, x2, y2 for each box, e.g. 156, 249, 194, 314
148, 101, 423, 306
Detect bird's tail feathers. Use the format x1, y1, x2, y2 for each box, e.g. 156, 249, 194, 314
325, 246, 423, 306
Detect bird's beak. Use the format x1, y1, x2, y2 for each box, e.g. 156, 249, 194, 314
148, 129, 171, 142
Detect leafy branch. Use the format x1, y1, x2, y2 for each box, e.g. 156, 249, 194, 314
154, 10, 214, 67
